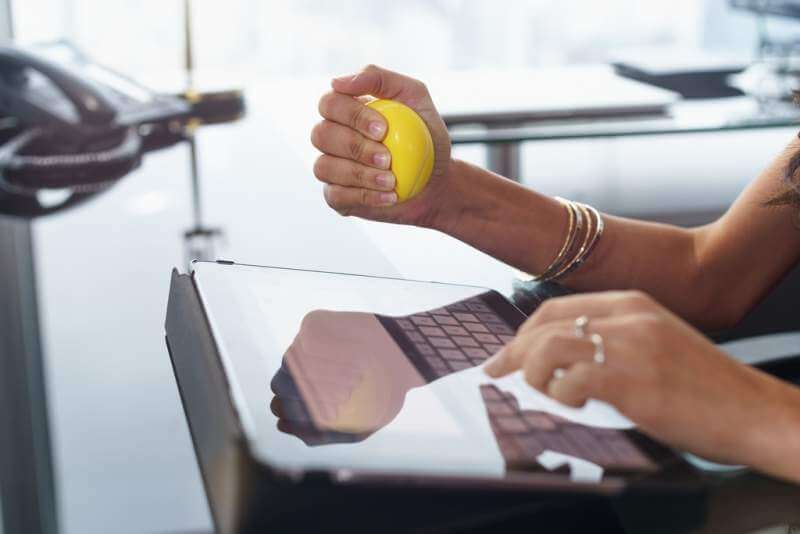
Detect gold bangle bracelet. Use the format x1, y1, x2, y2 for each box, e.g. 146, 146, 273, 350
552, 203, 605, 280
534, 198, 581, 281
564, 203, 605, 275
547, 202, 594, 281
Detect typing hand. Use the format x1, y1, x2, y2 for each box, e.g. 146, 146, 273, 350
484, 290, 800, 482
311, 64, 452, 227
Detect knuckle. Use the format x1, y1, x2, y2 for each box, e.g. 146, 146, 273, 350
309, 121, 325, 148
317, 91, 335, 117
349, 136, 366, 160
414, 80, 429, 94
350, 104, 368, 131
312, 156, 327, 180
353, 165, 367, 187
362, 63, 380, 73
359, 187, 369, 207
540, 328, 566, 349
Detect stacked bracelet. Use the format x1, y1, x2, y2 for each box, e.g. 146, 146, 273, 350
533, 197, 605, 283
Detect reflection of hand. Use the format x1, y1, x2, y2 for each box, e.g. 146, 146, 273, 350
282, 310, 424, 435
485, 290, 800, 483
311, 64, 453, 227
269, 364, 369, 446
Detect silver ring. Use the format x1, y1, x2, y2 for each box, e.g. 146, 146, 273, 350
590, 333, 605, 364
574, 315, 589, 338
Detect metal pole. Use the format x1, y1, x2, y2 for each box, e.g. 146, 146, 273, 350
0, 217, 58, 534
0, 4, 58, 534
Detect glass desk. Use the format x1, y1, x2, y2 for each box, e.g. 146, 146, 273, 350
446, 97, 800, 181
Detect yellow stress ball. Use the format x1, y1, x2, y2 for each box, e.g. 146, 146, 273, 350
366, 99, 434, 202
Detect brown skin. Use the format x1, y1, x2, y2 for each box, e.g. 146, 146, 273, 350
310, 64, 800, 483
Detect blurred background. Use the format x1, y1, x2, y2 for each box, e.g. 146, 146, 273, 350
2, 2, 800, 534
11, 0, 800, 218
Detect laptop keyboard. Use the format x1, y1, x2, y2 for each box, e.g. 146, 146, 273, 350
378, 296, 516, 382
480, 385, 656, 473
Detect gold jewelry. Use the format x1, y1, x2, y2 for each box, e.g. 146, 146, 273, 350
554, 203, 605, 280
534, 198, 582, 281
547, 203, 594, 281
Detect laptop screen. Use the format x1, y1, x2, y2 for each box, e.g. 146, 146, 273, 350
191, 261, 683, 488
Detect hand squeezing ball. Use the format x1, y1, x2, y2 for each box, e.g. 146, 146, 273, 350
366, 99, 434, 202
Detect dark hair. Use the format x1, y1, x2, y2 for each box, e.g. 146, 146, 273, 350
766, 91, 800, 207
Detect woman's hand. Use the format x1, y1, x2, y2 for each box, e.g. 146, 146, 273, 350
485, 290, 800, 482
311, 64, 453, 227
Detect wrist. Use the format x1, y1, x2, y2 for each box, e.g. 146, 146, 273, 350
423, 157, 463, 231
741, 371, 800, 482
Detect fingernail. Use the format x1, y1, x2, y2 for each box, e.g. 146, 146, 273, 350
332, 73, 358, 84
368, 121, 386, 140
483, 350, 504, 376
375, 173, 395, 189
379, 192, 397, 205
373, 152, 391, 169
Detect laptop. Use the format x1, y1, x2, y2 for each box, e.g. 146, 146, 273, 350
165, 260, 707, 533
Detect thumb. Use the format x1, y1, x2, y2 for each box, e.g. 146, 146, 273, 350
331, 64, 428, 106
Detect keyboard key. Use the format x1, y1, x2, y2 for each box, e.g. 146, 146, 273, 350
411, 315, 437, 327
429, 337, 456, 349
449, 361, 473, 372
453, 336, 480, 348
537, 433, 574, 455
414, 342, 436, 356
498, 335, 515, 343
438, 349, 467, 361
429, 308, 450, 316
495, 415, 529, 434
464, 322, 489, 333
434, 315, 458, 326
424, 356, 449, 373
477, 312, 503, 323
405, 331, 425, 343
446, 302, 469, 312
523, 413, 557, 431
480, 385, 503, 401
488, 323, 514, 335
514, 435, 545, 457
603, 436, 653, 468
396, 319, 415, 330
474, 333, 500, 344
465, 301, 491, 312
496, 436, 526, 465
453, 312, 479, 322
464, 347, 489, 359
419, 326, 445, 337
486, 401, 515, 416
484, 344, 504, 354
442, 325, 469, 336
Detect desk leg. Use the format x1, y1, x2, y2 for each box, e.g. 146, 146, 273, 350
487, 142, 521, 182
0, 217, 58, 534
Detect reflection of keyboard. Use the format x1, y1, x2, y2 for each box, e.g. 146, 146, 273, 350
378, 295, 516, 382
480, 385, 657, 473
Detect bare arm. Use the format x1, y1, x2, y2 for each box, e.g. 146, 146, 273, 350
432, 141, 800, 329
311, 65, 800, 329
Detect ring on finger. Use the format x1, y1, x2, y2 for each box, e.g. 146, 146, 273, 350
590, 333, 605, 364
574, 315, 590, 338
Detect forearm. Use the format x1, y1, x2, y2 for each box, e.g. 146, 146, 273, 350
430, 159, 713, 324
743, 372, 800, 483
